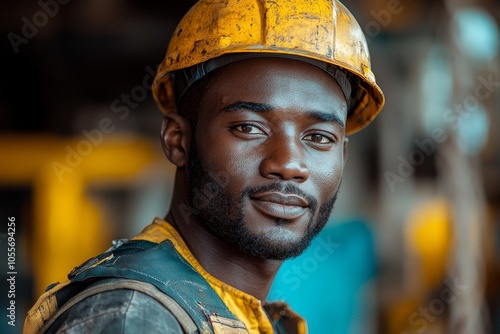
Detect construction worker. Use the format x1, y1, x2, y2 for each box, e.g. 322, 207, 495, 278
24, 0, 384, 333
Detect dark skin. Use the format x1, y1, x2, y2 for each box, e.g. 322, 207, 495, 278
161, 57, 348, 301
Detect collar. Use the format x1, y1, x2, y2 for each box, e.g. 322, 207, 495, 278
132, 217, 307, 334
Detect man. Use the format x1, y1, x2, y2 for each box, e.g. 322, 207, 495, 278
24, 0, 384, 333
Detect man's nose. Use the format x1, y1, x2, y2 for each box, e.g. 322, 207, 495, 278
259, 137, 309, 182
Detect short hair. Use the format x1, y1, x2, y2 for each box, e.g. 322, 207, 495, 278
174, 69, 220, 126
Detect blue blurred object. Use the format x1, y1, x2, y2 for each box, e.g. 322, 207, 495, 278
453, 6, 500, 62
268, 220, 378, 334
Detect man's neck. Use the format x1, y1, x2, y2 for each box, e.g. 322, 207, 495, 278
166, 194, 282, 302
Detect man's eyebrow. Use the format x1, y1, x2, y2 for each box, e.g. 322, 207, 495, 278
219, 101, 273, 113
219, 101, 345, 128
306, 110, 345, 129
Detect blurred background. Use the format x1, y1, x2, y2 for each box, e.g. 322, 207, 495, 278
1, 0, 499, 333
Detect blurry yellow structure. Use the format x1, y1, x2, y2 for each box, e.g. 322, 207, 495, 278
387, 199, 454, 334
405, 199, 453, 289
0, 134, 166, 296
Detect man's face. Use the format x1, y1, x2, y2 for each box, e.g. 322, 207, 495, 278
186, 57, 348, 260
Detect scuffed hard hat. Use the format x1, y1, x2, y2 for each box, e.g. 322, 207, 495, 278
153, 0, 385, 135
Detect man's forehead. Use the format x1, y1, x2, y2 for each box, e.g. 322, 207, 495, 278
213, 57, 344, 91
205, 57, 349, 119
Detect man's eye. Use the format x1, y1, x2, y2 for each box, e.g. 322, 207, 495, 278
304, 133, 333, 144
234, 124, 264, 134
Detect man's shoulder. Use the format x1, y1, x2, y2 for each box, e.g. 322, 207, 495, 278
47, 288, 183, 334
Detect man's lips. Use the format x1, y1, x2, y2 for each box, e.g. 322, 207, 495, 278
251, 192, 309, 206
250, 192, 309, 220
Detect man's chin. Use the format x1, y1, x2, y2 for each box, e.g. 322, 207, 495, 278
233, 225, 316, 260
240, 240, 313, 260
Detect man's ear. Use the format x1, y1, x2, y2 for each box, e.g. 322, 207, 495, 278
343, 137, 349, 167
161, 112, 191, 167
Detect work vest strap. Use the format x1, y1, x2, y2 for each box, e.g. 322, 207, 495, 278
64, 239, 246, 333
25, 238, 249, 334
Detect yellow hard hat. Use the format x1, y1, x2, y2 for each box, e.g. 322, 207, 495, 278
152, 0, 385, 135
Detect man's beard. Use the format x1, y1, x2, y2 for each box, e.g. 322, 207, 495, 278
187, 139, 339, 260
